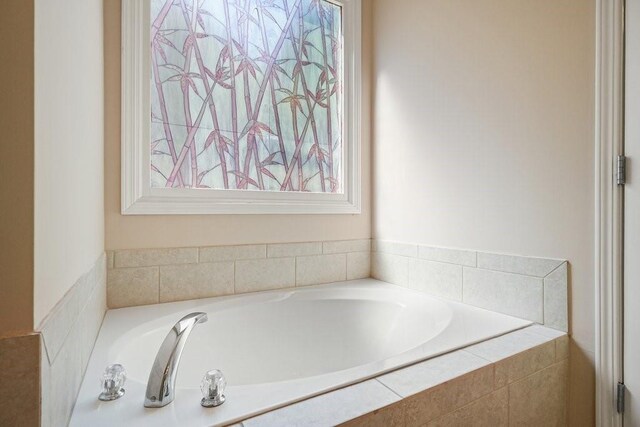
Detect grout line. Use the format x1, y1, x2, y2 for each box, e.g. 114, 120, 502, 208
543, 260, 567, 279
542, 277, 546, 325
374, 378, 404, 400
460, 348, 495, 364
507, 381, 511, 424
461, 265, 465, 302
233, 261, 237, 294
156, 266, 161, 303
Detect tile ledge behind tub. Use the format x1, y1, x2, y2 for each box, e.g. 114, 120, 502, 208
106, 239, 372, 309
371, 239, 569, 332
240, 325, 569, 427
107, 239, 567, 332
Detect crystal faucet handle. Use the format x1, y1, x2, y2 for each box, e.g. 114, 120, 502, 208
200, 370, 226, 407
99, 364, 126, 401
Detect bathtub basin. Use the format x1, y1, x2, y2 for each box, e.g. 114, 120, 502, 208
70, 279, 530, 426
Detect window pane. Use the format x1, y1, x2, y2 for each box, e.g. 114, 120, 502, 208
150, 0, 343, 193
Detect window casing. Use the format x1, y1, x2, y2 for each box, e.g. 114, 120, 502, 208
122, 0, 361, 214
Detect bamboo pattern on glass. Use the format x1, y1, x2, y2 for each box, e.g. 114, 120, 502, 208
150, 0, 343, 193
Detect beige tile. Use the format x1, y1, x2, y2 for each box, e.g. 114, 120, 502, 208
160, 262, 234, 302
114, 247, 198, 268
323, 239, 371, 254
347, 252, 371, 280
408, 258, 463, 301
267, 242, 322, 258
544, 262, 569, 331
427, 387, 508, 427
418, 245, 477, 267
555, 335, 569, 361
404, 365, 495, 426
199, 244, 266, 262
107, 267, 159, 308
236, 258, 295, 293
372, 252, 409, 286
567, 347, 595, 427
493, 341, 555, 388
0, 334, 40, 427
243, 380, 401, 427
340, 401, 405, 427
462, 267, 543, 323
373, 240, 418, 257
509, 360, 568, 426
477, 252, 564, 277
378, 350, 491, 398
107, 250, 114, 269
296, 253, 347, 286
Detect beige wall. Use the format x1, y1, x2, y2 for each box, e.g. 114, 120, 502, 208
34, 0, 105, 327
103, 0, 372, 250
372, 0, 595, 425
0, 0, 35, 336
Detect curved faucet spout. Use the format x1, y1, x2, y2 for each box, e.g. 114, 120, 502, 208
144, 312, 208, 408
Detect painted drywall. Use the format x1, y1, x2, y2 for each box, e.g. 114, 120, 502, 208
34, 0, 105, 327
103, 0, 372, 250
372, 0, 595, 425
0, 0, 35, 336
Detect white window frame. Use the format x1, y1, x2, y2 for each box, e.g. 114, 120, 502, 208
121, 0, 361, 215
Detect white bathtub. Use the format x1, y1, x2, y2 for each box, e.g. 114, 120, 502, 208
70, 279, 530, 426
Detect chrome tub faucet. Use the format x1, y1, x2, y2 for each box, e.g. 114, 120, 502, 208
144, 312, 208, 408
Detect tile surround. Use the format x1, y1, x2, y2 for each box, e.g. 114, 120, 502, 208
372, 240, 569, 331
347, 252, 371, 280
509, 360, 568, 425
107, 240, 372, 308
296, 253, 347, 286
243, 325, 569, 426
407, 258, 463, 301
462, 268, 544, 323
403, 363, 495, 426
267, 242, 322, 258
107, 266, 159, 308
418, 245, 477, 267
107, 239, 568, 334
99, 240, 569, 426
377, 350, 490, 397
199, 244, 266, 262
242, 380, 401, 427
38, 254, 107, 427
372, 240, 418, 258
544, 263, 570, 331
426, 387, 509, 427
160, 262, 234, 302
476, 252, 563, 277
114, 247, 198, 268
371, 252, 409, 286
323, 239, 371, 254
235, 257, 296, 293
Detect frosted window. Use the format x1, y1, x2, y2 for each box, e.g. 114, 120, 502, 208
150, 0, 343, 193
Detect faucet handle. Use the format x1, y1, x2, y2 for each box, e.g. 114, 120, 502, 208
99, 364, 126, 401
200, 370, 226, 407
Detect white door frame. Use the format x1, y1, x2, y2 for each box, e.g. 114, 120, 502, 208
595, 0, 625, 425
